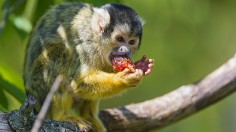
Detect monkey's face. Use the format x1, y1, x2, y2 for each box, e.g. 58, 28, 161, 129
107, 28, 140, 66
93, 4, 143, 70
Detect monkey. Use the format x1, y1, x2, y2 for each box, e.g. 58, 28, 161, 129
23, 2, 154, 132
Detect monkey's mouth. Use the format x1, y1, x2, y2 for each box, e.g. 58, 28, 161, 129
110, 54, 135, 72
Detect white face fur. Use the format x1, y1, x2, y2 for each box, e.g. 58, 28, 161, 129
73, 5, 142, 71
92, 7, 141, 67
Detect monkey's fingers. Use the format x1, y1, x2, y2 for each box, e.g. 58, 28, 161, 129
128, 65, 136, 72
135, 57, 154, 76
144, 69, 152, 75
144, 59, 154, 76
148, 59, 154, 68
118, 68, 131, 77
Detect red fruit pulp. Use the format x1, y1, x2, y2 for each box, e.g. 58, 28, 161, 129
112, 56, 135, 72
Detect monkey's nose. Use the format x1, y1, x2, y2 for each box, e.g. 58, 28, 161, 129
118, 46, 131, 55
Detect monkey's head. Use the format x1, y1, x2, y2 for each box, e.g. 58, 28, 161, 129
91, 3, 143, 70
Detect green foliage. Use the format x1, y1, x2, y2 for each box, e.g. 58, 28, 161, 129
0, 0, 236, 131
0, 64, 25, 111
0, 88, 8, 111
0, 75, 25, 103
12, 16, 32, 33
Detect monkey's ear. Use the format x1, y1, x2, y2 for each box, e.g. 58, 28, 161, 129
139, 17, 145, 26
92, 8, 110, 33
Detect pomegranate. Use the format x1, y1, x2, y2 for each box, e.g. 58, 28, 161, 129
112, 56, 135, 72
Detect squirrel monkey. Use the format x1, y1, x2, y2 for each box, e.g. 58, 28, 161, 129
24, 2, 154, 132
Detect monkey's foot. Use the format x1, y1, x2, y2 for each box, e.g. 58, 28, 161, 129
62, 115, 92, 131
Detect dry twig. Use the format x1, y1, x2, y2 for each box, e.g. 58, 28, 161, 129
31, 75, 63, 132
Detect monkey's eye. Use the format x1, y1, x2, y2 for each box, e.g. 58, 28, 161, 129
129, 40, 135, 45
116, 36, 125, 43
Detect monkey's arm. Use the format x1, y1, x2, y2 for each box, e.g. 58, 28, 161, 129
71, 69, 143, 100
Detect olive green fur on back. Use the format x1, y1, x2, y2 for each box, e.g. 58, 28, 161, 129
24, 3, 92, 104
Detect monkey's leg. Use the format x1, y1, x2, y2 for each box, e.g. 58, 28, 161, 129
61, 115, 92, 130
49, 92, 91, 130
79, 99, 106, 132
49, 91, 73, 120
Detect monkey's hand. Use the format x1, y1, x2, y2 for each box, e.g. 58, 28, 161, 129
116, 55, 154, 87
117, 68, 144, 87
135, 55, 154, 76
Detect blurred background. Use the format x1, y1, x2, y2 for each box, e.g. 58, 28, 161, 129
0, 0, 236, 131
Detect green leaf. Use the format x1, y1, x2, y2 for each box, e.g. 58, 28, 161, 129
11, 15, 32, 33
0, 74, 25, 103
0, 88, 8, 110
0, 64, 24, 91
0, 104, 8, 112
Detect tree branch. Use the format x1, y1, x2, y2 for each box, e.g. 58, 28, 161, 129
100, 53, 236, 131
1, 53, 236, 131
